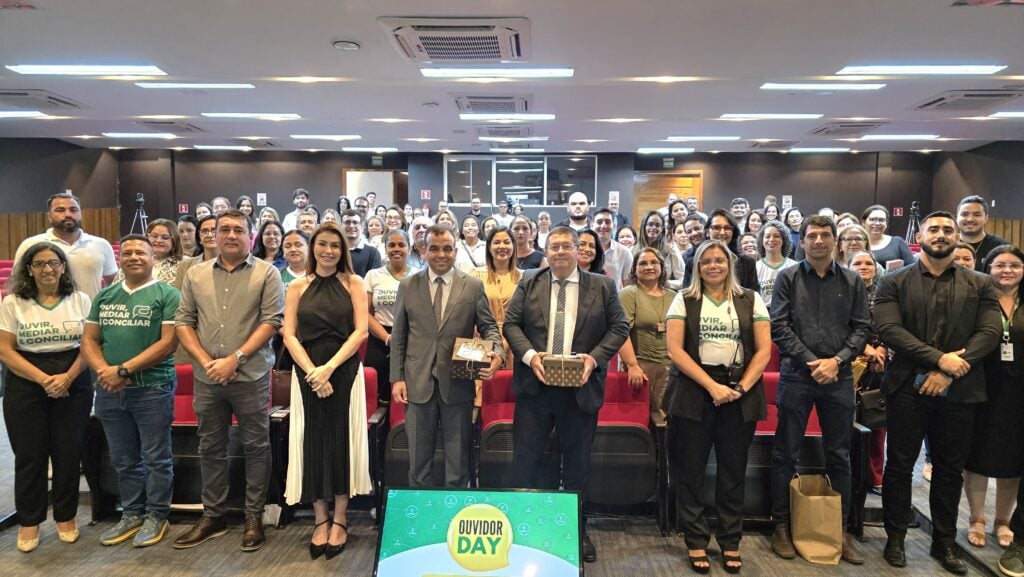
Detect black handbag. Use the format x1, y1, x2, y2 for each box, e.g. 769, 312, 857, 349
856, 388, 887, 430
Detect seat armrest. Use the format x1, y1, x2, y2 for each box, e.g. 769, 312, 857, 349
650, 411, 667, 429
368, 407, 387, 426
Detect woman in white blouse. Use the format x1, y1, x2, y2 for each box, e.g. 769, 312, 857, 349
364, 229, 416, 404
0, 242, 92, 553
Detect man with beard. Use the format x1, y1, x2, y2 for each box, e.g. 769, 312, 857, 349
281, 188, 310, 232
16, 193, 117, 299
874, 211, 1001, 574
956, 195, 1008, 271
559, 192, 591, 231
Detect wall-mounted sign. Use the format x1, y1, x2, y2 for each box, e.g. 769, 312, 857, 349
178, 203, 189, 214
662, 157, 675, 169
256, 193, 267, 206
372, 155, 383, 167
421, 189, 431, 200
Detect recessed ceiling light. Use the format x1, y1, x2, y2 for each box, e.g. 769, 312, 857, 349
108, 147, 125, 150
627, 76, 703, 83
194, 145, 252, 151
573, 139, 607, 143
989, 111, 1024, 118
665, 136, 741, 142
435, 149, 455, 154
289, 134, 362, 141
721, 113, 823, 120
454, 78, 518, 84
136, 114, 190, 120
71, 135, 100, 139
490, 148, 545, 153
235, 136, 273, 141
478, 136, 549, 143
459, 113, 555, 121
569, 150, 591, 154
305, 148, 323, 153
404, 137, 441, 143
917, 149, 940, 154
859, 134, 939, 141
789, 147, 850, 153
0, 110, 48, 118
836, 65, 1006, 75
421, 68, 573, 79
5, 64, 167, 76
270, 76, 346, 83
202, 112, 301, 121
332, 40, 361, 51
343, 147, 398, 152
637, 147, 695, 154
135, 82, 254, 89
368, 118, 414, 123
102, 132, 178, 139
594, 118, 647, 123
710, 150, 720, 154
760, 82, 886, 91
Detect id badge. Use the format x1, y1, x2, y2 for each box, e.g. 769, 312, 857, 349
656, 321, 666, 333
1002, 342, 1014, 362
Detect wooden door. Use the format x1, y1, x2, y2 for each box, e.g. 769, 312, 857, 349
632, 171, 703, 224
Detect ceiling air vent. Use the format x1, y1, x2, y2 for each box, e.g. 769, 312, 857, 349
134, 120, 206, 134
0, 89, 82, 109
475, 124, 534, 138
750, 140, 799, 150
913, 90, 1023, 111
378, 17, 530, 63
232, 138, 278, 149
454, 93, 531, 114
810, 122, 888, 138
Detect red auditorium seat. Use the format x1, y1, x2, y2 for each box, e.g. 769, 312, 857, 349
588, 371, 657, 506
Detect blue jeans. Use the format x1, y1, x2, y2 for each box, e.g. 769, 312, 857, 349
95, 380, 176, 519
770, 361, 855, 529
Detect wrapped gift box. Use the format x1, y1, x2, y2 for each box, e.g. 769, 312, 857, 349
451, 337, 498, 380
543, 354, 586, 388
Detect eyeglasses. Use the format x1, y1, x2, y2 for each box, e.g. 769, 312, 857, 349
30, 259, 63, 270
199, 228, 217, 237
842, 237, 866, 243
709, 225, 734, 233
547, 242, 576, 253
991, 263, 1024, 272
148, 233, 172, 242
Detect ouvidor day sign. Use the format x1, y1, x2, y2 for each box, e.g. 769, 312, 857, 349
374, 488, 582, 577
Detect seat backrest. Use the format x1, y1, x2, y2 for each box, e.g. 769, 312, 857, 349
602, 371, 648, 407
176, 364, 194, 397
364, 366, 378, 420
761, 372, 779, 405
766, 343, 781, 373
389, 397, 406, 427
481, 370, 515, 406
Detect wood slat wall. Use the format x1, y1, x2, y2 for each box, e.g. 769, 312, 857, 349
988, 219, 1023, 250
0, 207, 121, 260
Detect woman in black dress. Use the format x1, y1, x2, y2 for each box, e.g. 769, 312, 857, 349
511, 215, 546, 269
282, 223, 368, 560
964, 245, 1024, 549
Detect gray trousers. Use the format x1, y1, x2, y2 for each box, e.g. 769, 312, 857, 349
405, 385, 473, 488
193, 373, 271, 517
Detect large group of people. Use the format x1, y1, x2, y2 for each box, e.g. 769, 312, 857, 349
3, 188, 1024, 577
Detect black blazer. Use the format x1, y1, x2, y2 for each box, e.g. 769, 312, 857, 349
684, 251, 760, 294
663, 288, 768, 423
874, 262, 1001, 402
503, 267, 629, 413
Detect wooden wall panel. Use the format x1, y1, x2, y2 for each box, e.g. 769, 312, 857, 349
987, 219, 1023, 250
0, 207, 121, 260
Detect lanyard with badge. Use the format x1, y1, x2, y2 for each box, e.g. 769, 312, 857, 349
1002, 302, 1018, 362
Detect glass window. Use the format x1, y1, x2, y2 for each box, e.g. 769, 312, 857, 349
544, 155, 596, 206
445, 157, 493, 204
495, 156, 545, 207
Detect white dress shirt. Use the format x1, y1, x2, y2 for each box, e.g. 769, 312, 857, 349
523, 268, 580, 366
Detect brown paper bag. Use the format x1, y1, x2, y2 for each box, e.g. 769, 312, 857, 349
789, 474, 842, 565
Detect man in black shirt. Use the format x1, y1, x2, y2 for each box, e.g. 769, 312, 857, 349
875, 211, 1001, 574
769, 215, 872, 564
340, 209, 381, 277
956, 195, 1008, 271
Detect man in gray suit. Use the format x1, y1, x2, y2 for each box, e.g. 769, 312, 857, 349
503, 225, 629, 562
390, 224, 503, 487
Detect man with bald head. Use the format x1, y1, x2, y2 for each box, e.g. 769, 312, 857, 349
559, 192, 591, 231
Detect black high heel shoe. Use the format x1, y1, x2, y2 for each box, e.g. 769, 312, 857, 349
324, 521, 348, 560
309, 520, 330, 560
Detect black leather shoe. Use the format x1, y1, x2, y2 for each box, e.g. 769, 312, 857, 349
930, 544, 967, 575
581, 533, 597, 563
309, 520, 329, 560
883, 535, 907, 568
241, 515, 265, 552
173, 517, 228, 549
324, 522, 348, 560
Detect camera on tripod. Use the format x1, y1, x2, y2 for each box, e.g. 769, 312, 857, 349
135, 193, 146, 207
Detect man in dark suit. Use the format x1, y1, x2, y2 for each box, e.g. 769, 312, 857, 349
503, 225, 629, 563
875, 211, 1001, 574
390, 225, 502, 488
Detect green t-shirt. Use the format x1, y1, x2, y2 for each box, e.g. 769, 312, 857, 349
619, 284, 677, 365
87, 279, 180, 387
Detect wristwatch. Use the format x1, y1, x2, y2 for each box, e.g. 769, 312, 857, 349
117, 365, 130, 379
733, 384, 745, 395
833, 355, 845, 367
234, 350, 248, 365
